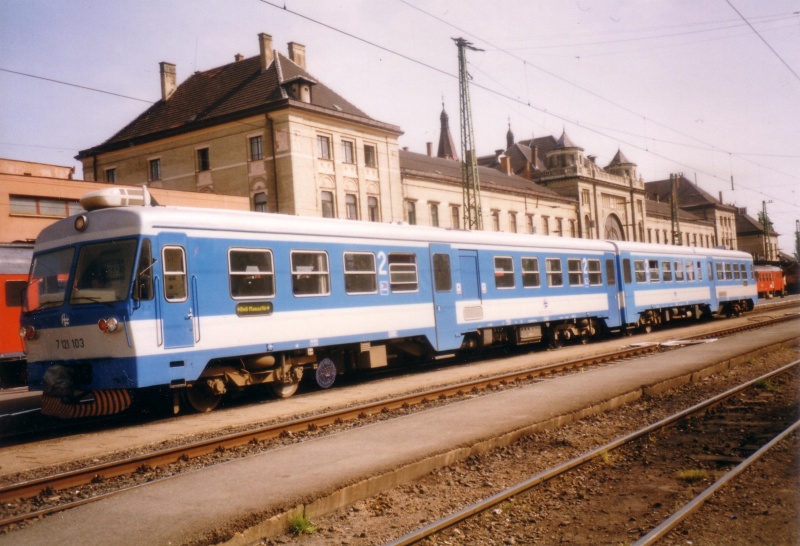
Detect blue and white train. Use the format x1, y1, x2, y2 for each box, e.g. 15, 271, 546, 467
19, 188, 757, 418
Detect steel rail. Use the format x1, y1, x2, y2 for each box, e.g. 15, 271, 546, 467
0, 314, 796, 525
633, 418, 800, 546
384, 360, 800, 546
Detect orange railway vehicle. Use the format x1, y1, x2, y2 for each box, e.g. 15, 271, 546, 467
0, 243, 33, 387
753, 264, 785, 299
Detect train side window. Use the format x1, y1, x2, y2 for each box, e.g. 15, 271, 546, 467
734, 263, 741, 280
344, 252, 377, 294
661, 261, 673, 282
686, 260, 695, 281
725, 262, 733, 280
623, 258, 632, 284
5, 280, 27, 307
634, 260, 646, 283
229, 249, 275, 298
134, 239, 154, 301
605, 259, 616, 286
546, 258, 563, 287
587, 259, 602, 285
494, 256, 515, 289
291, 251, 330, 296
568, 259, 582, 286
522, 257, 540, 288
716, 262, 724, 280
432, 254, 452, 292
388, 253, 418, 292
675, 261, 685, 282
648, 260, 660, 283
697, 261, 703, 281
162, 246, 187, 302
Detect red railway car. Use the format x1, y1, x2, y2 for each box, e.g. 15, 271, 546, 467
753, 265, 785, 299
0, 243, 33, 387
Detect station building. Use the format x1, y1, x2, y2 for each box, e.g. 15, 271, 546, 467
64, 31, 760, 252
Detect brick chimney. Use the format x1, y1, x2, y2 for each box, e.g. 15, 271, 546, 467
500, 156, 513, 175
426, 142, 433, 156
259, 33, 274, 71
288, 42, 306, 69
159, 62, 176, 101
234, 53, 244, 62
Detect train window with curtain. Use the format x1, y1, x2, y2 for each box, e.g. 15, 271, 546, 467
433, 254, 452, 292
634, 260, 646, 283
686, 261, 695, 281
162, 246, 187, 302
291, 251, 330, 296
344, 252, 377, 294
388, 253, 418, 292
229, 249, 275, 298
648, 260, 660, 283
494, 257, 515, 289
675, 261, 685, 281
521, 257, 540, 288
568, 259, 583, 286
546, 258, 563, 287
661, 261, 673, 282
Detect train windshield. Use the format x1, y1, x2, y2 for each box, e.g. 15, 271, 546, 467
70, 239, 138, 305
24, 247, 74, 312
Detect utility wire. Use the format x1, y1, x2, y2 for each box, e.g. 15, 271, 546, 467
0, 68, 153, 103
725, 0, 800, 83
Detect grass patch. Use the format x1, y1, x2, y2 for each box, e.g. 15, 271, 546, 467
754, 379, 779, 393
676, 469, 708, 483
288, 511, 317, 536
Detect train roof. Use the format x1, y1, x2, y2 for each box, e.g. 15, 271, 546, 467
34, 202, 616, 254
610, 240, 753, 260
0, 243, 34, 274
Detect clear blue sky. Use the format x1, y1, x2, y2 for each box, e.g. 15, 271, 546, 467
1, 1, 798, 252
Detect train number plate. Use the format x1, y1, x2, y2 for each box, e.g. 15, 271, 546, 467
56, 338, 85, 350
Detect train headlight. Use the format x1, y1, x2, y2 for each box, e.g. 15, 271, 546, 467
19, 326, 37, 340
74, 214, 88, 231
98, 317, 119, 333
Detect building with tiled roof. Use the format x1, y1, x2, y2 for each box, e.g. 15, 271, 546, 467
400, 147, 577, 234
734, 207, 780, 262
479, 129, 648, 241
77, 33, 404, 221
645, 175, 738, 250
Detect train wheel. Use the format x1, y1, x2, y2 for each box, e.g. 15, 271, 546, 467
183, 386, 222, 413
641, 323, 653, 334
271, 381, 299, 398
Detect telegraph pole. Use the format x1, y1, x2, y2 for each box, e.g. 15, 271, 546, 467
454, 37, 483, 230
762, 200, 772, 261
670, 173, 682, 245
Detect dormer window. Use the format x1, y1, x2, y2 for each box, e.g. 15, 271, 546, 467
282, 75, 316, 104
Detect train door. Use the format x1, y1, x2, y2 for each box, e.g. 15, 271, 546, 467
157, 234, 195, 350
603, 255, 622, 329
458, 250, 481, 301
429, 244, 461, 351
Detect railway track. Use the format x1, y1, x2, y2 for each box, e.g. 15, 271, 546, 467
386, 361, 800, 545
0, 312, 797, 530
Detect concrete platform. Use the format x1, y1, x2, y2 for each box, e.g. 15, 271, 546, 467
3, 321, 798, 546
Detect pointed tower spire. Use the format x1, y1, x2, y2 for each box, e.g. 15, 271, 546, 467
506, 118, 514, 149
437, 102, 459, 161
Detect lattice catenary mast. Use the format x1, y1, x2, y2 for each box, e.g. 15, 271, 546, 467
454, 37, 483, 230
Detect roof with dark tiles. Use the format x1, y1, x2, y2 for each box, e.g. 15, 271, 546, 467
78, 52, 397, 158
400, 149, 573, 202
645, 175, 735, 210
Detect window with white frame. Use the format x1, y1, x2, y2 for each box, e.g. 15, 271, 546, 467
341, 140, 355, 164
317, 135, 331, 160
